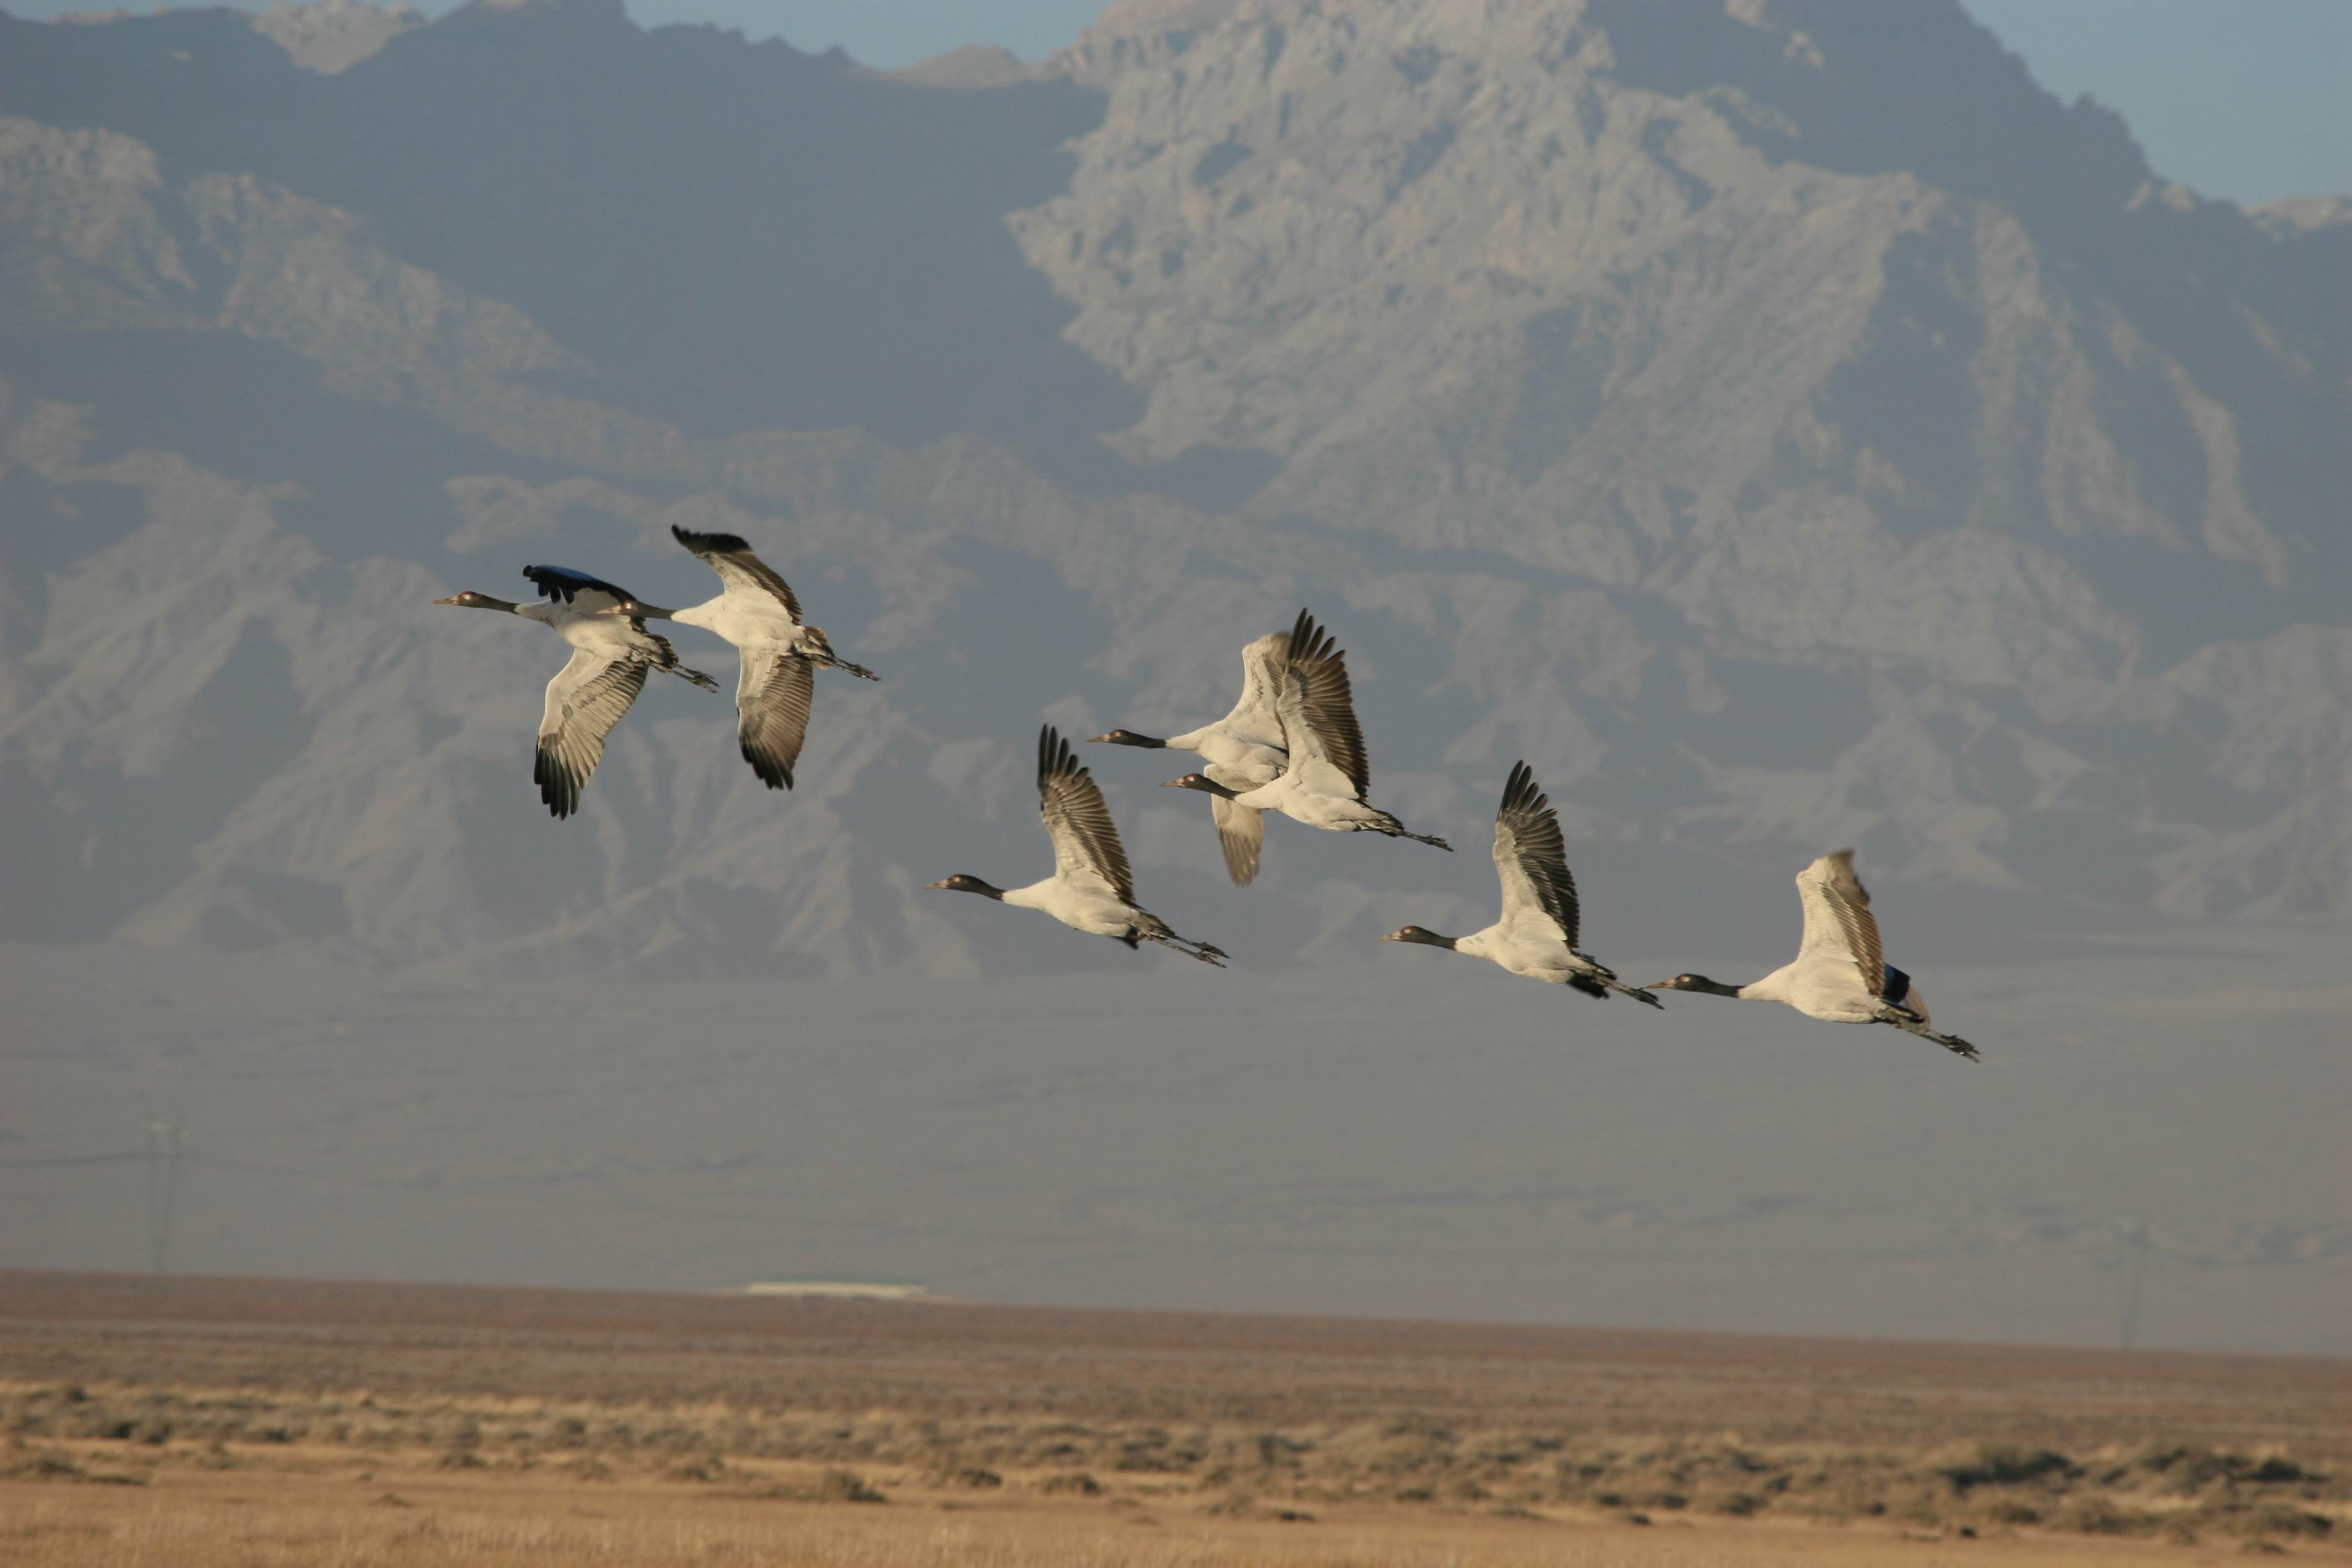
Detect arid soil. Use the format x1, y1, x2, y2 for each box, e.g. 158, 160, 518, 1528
3, 1271, 2346, 1566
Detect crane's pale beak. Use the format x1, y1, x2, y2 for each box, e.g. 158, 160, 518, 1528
432, 594, 462, 605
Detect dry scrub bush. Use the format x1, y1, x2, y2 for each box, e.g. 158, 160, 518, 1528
3, 1378, 2339, 1544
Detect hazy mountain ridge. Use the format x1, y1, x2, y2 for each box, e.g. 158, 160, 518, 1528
0, 0, 2345, 978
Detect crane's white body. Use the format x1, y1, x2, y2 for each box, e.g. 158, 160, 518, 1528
1454, 927, 1594, 984
930, 729, 1225, 965
1651, 850, 1975, 1059
522, 597, 667, 662
1161, 638, 1288, 783
438, 569, 716, 820
642, 528, 878, 790
1001, 876, 1148, 941
1739, 852, 1934, 1025
1228, 771, 1390, 832
1384, 762, 1654, 1003
1174, 611, 1447, 850
1097, 631, 1289, 885
669, 591, 825, 662
1734, 959, 1922, 1024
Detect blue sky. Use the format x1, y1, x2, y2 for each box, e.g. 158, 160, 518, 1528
13, 1, 2348, 204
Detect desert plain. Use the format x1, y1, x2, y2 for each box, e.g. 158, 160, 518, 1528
2, 1270, 2347, 1567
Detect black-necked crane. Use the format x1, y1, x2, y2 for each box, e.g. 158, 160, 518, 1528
1092, 629, 1289, 885
927, 726, 1227, 965
1648, 849, 1980, 1061
1383, 762, 1661, 1005
1161, 609, 1449, 851
608, 526, 878, 791
435, 565, 718, 820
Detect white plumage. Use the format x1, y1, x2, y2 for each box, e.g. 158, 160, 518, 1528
1383, 762, 1659, 1004
1093, 629, 1289, 884
436, 566, 718, 820
1649, 850, 1979, 1060
620, 526, 879, 790
928, 726, 1226, 965
1162, 608, 1450, 852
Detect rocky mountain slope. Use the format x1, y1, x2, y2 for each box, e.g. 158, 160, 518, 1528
1, 0, 2344, 978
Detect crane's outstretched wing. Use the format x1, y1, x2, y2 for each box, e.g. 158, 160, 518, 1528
734, 649, 815, 790
534, 647, 650, 818
1493, 761, 1577, 946
1210, 794, 1265, 886
1038, 725, 1133, 903
522, 565, 637, 614
669, 526, 804, 621
1794, 849, 1885, 999
1214, 630, 1291, 751
1274, 609, 1369, 800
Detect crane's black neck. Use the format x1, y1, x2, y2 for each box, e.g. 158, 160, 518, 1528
1389, 926, 1457, 950
1674, 974, 1747, 998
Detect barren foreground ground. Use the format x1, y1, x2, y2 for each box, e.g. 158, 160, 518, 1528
2, 1272, 2346, 1566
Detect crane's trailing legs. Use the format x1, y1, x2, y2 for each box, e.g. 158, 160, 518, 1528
1876, 1005, 1979, 1061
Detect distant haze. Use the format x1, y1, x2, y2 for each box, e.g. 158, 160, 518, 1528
1, 0, 2345, 1354
8, 0, 2348, 204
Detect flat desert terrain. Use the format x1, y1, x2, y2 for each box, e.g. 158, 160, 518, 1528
2, 1271, 2346, 1566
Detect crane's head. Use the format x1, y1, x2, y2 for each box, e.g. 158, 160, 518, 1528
1380, 926, 1457, 949
1089, 729, 1165, 748
1161, 773, 1238, 799
1647, 973, 1739, 997
924, 875, 1004, 899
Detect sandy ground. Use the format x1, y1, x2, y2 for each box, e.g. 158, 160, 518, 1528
3, 1463, 2298, 1568
3, 1271, 2345, 1566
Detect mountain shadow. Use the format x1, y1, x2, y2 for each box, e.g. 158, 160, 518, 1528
0, 1, 1142, 479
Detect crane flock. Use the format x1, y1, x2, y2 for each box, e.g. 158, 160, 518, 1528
438, 534, 1981, 1063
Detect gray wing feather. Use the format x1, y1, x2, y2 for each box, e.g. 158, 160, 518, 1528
736, 650, 815, 789
1210, 794, 1265, 887
1796, 849, 1886, 995
534, 647, 650, 819
1038, 725, 1134, 903
1217, 630, 1291, 748
671, 526, 804, 622
1280, 609, 1369, 798
1493, 761, 1577, 945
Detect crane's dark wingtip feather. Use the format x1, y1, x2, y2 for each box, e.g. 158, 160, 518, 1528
742, 742, 793, 790
671, 525, 752, 557
520, 563, 633, 605
532, 748, 579, 819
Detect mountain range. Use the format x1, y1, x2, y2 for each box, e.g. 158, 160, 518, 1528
2, 0, 2345, 978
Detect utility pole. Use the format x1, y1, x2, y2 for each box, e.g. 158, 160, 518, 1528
143, 1118, 183, 1274
2113, 1215, 2150, 1349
